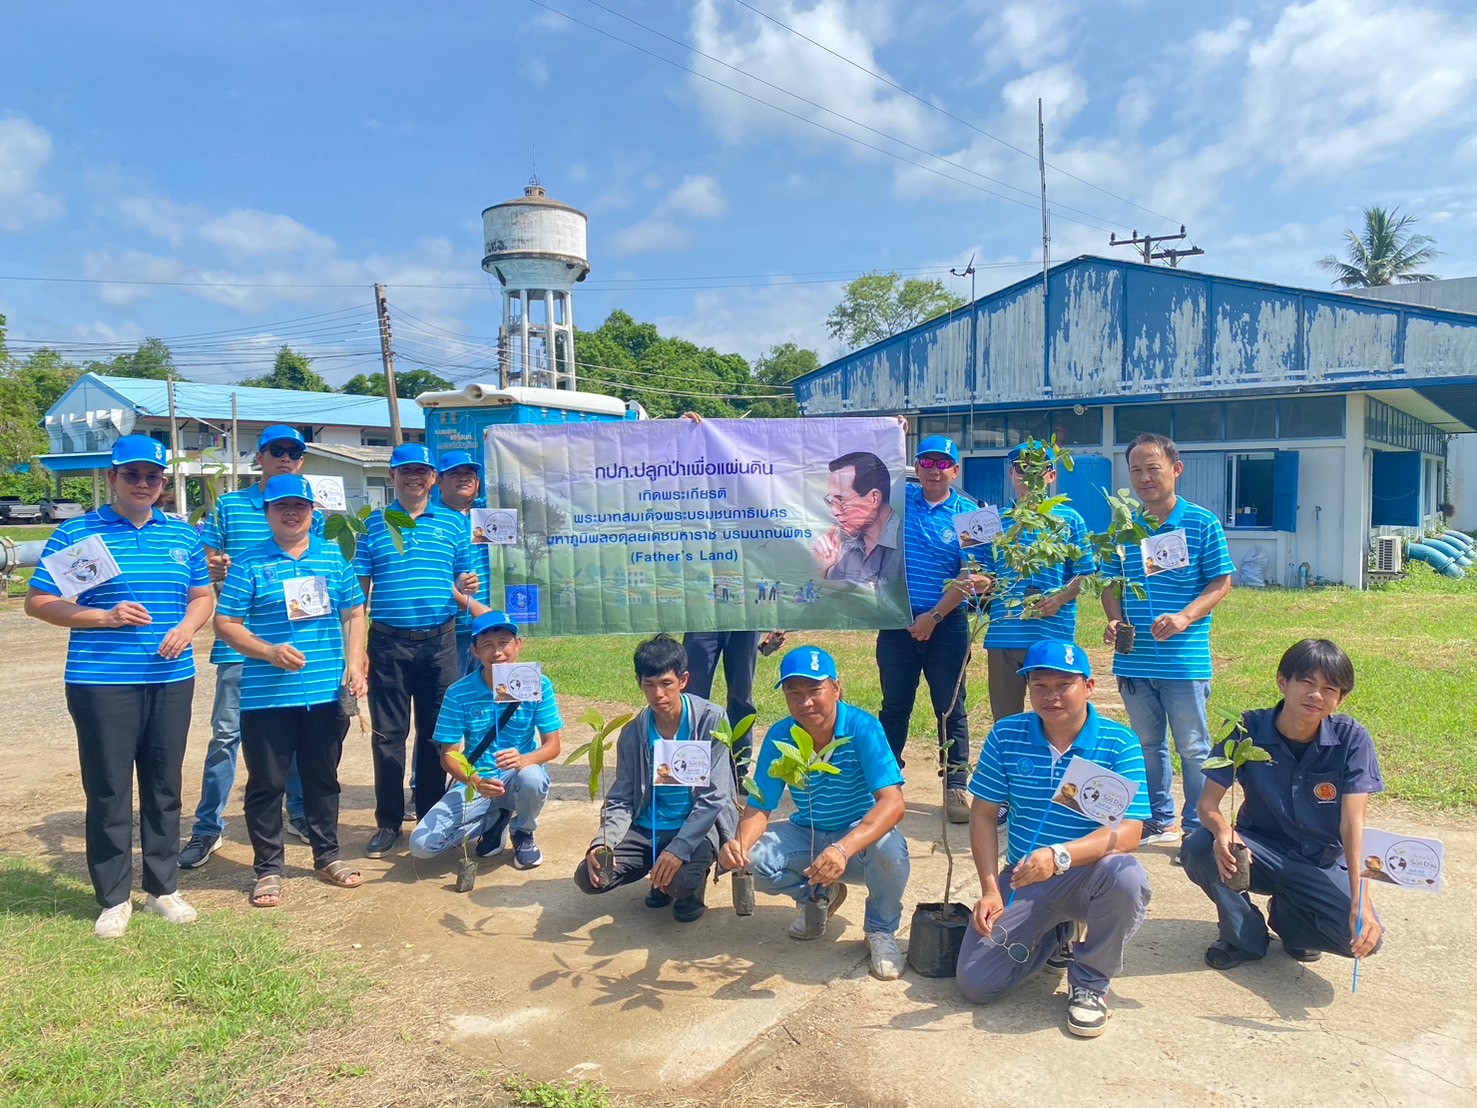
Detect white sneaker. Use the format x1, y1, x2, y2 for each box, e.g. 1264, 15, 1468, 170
866, 932, 904, 980
144, 892, 198, 925
1141, 825, 1181, 846
94, 901, 133, 940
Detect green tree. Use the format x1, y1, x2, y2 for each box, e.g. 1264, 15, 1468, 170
0, 371, 46, 472
1317, 206, 1443, 287
826, 271, 967, 349
239, 345, 331, 391
87, 337, 178, 380
745, 342, 815, 418
14, 348, 82, 411
342, 368, 452, 397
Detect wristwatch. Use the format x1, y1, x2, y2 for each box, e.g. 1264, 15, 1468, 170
1050, 844, 1072, 875
931, 610, 944, 624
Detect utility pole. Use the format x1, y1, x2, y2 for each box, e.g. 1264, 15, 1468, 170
166, 376, 185, 516
1109, 225, 1205, 267
230, 391, 239, 490
951, 254, 977, 402
1039, 98, 1051, 393
374, 283, 404, 445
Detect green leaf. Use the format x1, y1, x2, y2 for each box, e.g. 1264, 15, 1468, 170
581, 707, 605, 731
385, 523, 406, 556
1201, 757, 1234, 771
563, 742, 594, 766
742, 777, 764, 802
1234, 737, 1257, 763
729, 715, 756, 743
383, 508, 416, 529
773, 741, 804, 764
810, 761, 841, 775
598, 712, 636, 740
788, 725, 814, 762
332, 530, 356, 562
1243, 746, 1274, 763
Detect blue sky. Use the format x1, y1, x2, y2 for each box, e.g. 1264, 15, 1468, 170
3, 0, 1476, 395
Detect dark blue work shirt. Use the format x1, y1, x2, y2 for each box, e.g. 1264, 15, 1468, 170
1204, 705, 1384, 868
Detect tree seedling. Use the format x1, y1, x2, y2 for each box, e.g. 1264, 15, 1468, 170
712, 713, 759, 914
324, 504, 415, 561
563, 707, 636, 888
768, 724, 848, 936
445, 750, 482, 892
1200, 706, 1273, 893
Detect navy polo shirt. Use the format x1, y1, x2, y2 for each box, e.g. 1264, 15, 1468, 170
216, 536, 364, 711
202, 483, 324, 666
353, 500, 475, 629
1206, 706, 1384, 868
901, 482, 971, 617
1100, 497, 1234, 681
750, 702, 904, 832
981, 504, 1096, 649
31, 506, 209, 686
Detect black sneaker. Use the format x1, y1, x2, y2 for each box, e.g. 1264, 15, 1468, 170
475, 808, 513, 858
1066, 986, 1110, 1038
366, 827, 401, 858
511, 829, 542, 869
178, 833, 221, 870
1205, 939, 1247, 970
1282, 940, 1323, 963
645, 888, 674, 908
673, 884, 707, 923
1045, 941, 1074, 976
287, 817, 311, 844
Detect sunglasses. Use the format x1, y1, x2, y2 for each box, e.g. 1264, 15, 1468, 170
266, 445, 305, 460
117, 470, 166, 487
916, 456, 955, 469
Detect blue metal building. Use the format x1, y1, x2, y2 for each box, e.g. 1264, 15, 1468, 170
792, 256, 1477, 586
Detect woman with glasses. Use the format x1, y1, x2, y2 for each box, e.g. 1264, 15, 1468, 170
26, 435, 215, 939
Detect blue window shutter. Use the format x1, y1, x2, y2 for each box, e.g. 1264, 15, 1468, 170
961, 457, 1006, 508
1272, 450, 1299, 532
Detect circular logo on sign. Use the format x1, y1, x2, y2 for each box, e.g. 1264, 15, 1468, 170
1076, 774, 1132, 824
169, 547, 189, 565
1382, 839, 1440, 887
1312, 782, 1337, 802
502, 664, 541, 700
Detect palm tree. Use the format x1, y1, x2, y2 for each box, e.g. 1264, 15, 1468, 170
1317, 206, 1442, 287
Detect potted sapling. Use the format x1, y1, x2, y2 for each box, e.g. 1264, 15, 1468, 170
444, 751, 483, 892
1200, 707, 1272, 893
563, 707, 636, 888
767, 724, 848, 938
712, 713, 758, 915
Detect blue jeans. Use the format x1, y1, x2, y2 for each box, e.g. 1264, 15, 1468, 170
1117, 676, 1212, 832
407, 765, 550, 858
749, 819, 910, 935
191, 662, 303, 837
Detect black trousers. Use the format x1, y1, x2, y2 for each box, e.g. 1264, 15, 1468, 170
573, 825, 716, 900
240, 703, 350, 876
876, 609, 971, 787
66, 680, 194, 909
367, 625, 456, 828
682, 630, 759, 764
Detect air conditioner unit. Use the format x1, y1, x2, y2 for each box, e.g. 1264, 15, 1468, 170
1375, 535, 1403, 574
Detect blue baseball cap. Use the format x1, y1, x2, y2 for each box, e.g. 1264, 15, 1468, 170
471, 610, 519, 639
390, 443, 435, 469
111, 435, 168, 468
1007, 439, 1057, 467
258, 424, 305, 451
1016, 640, 1092, 679
437, 450, 483, 477
262, 474, 315, 504
774, 645, 839, 688
916, 435, 960, 465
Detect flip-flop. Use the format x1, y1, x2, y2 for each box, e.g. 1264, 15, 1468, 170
250, 874, 282, 908
315, 860, 363, 888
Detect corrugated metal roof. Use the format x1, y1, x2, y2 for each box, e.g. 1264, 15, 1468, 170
81, 374, 425, 430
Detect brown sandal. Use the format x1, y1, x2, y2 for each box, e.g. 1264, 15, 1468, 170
250, 874, 282, 908
315, 860, 363, 888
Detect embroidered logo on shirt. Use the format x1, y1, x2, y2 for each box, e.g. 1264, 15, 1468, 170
1312, 782, 1338, 802
169, 547, 189, 565
1015, 757, 1034, 777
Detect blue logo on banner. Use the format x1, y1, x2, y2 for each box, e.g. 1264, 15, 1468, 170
506, 585, 540, 624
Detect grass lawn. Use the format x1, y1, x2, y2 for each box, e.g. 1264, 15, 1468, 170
0, 855, 361, 1108
527, 564, 1477, 810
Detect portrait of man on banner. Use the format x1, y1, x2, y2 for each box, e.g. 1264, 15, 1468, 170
812, 450, 902, 590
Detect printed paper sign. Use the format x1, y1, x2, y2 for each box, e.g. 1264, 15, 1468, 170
1050, 756, 1140, 827
282, 575, 331, 621
1141, 529, 1191, 576
505, 584, 541, 624
307, 475, 347, 512
955, 506, 1003, 548
470, 507, 519, 545
652, 740, 712, 787
1359, 828, 1444, 893
491, 662, 543, 703
41, 535, 123, 600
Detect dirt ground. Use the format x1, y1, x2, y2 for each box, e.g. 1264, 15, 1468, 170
1, 605, 1474, 1107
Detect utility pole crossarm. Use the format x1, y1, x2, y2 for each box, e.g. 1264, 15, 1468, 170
1108, 225, 1203, 267
374, 283, 404, 446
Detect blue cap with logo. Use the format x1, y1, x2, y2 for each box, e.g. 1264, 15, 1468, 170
258, 424, 305, 451
774, 645, 839, 688
471, 610, 519, 639
916, 435, 960, 465
437, 450, 483, 477
262, 474, 316, 504
1016, 639, 1092, 679
390, 443, 435, 469
1007, 439, 1057, 467
112, 435, 168, 468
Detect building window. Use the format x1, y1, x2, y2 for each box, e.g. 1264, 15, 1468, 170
965, 413, 1006, 450
1279, 396, 1344, 438
918, 415, 958, 444
1114, 404, 1172, 445
1225, 399, 1278, 440
1172, 402, 1224, 443
1007, 410, 1051, 446
1048, 406, 1103, 446
362, 434, 389, 447
1227, 452, 1276, 528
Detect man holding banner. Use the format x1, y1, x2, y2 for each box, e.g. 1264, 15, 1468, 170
957, 641, 1151, 1038
1182, 639, 1386, 970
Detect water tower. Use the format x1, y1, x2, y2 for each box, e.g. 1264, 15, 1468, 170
481, 178, 589, 390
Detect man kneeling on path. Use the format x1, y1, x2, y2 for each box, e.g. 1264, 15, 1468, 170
719, 646, 910, 981
408, 612, 562, 870
957, 641, 1151, 1038
1182, 638, 1384, 970
573, 634, 737, 922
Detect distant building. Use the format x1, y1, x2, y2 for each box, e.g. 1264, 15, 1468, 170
792, 256, 1477, 587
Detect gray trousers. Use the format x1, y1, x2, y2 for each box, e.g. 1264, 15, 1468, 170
956, 853, 1151, 1001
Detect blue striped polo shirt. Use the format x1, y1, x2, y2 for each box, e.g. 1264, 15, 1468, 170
432, 670, 563, 777
642, 695, 696, 833
968, 706, 1151, 863
201, 483, 324, 665
902, 482, 971, 616
751, 701, 904, 832
440, 500, 492, 639
353, 500, 475, 629
1099, 498, 1235, 680
216, 536, 364, 711
31, 507, 209, 686
981, 505, 1097, 648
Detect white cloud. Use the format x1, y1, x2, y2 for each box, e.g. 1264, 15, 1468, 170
1190, 17, 1251, 61
117, 195, 203, 247
198, 210, 336, 257
520, 58, 549, 88
1115, 79, 1154, 131
666, 174, 728, 218
0, 115, 64, 230
1000, 64, 1087, 131
976, 0, 1075, 71
609, 174, 729, 256
655, 280, 841, 361
610, 218, 691, 257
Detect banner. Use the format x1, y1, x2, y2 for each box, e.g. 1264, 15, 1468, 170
481, 417, 912, 635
